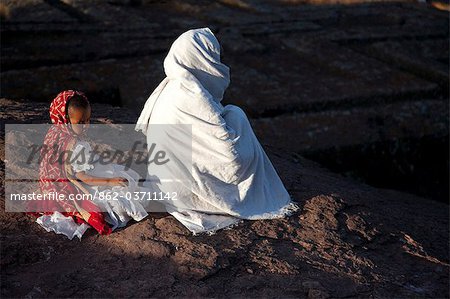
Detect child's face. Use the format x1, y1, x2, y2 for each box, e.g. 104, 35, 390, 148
68, 105, 91, 135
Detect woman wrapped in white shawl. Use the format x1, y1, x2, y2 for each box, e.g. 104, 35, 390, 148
135, 27, 298, 234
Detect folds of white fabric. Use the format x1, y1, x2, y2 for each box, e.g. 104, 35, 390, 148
36, 211, 90, 241
135, 27, 299, 234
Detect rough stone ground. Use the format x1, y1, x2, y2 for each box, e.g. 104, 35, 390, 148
0, 0, 449, 298
1, 98, 449, 298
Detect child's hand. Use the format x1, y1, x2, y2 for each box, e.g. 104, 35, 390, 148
107, 177, 128, 187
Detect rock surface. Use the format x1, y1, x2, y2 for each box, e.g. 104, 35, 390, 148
1, 98, 449, 298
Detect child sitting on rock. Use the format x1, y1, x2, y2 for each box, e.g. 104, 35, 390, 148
29, 90, 148, 240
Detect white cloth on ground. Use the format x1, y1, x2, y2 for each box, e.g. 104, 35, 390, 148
36, 211, 90, 241
135, 27, 299, 235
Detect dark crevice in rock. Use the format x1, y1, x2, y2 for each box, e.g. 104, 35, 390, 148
301, 135, 450, 203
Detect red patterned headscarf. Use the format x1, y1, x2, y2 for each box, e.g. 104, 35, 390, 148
28, 90, 112, 235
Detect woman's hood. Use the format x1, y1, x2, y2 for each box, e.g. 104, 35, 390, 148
163, 27, 230, 103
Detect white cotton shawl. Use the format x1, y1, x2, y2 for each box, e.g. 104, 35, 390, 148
135, 27, 299, 234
